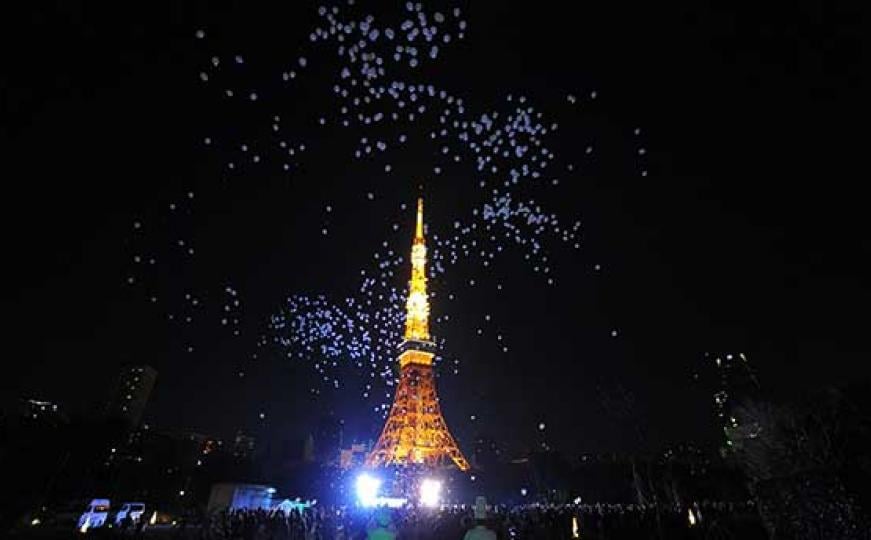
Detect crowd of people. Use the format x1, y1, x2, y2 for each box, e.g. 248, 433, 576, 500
156, 499, 766, 540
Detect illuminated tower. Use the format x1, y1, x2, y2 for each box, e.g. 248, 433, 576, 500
366, 199, 470, 471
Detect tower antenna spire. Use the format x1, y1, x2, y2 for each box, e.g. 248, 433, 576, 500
415, 197, 424, 241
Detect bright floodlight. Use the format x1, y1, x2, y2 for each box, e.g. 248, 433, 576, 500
419, 479, 442, 508
356, 473, 381, 507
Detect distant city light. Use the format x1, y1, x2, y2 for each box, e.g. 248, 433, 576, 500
520, 488, 528, 496
419, 478, 442, 507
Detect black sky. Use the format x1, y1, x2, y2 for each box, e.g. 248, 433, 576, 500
2, 0, 868, 457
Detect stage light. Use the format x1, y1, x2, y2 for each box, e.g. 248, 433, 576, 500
356, 473, 381, 507
419, 478, 442, 507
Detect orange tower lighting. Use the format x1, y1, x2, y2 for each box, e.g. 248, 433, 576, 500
365, 198, 470, 471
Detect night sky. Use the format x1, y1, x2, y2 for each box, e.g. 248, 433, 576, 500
3, 1, 868, 458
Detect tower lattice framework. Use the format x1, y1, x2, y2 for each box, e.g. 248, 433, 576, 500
366, 199, 470, 471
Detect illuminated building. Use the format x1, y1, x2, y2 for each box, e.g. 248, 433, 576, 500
340, 443, 370, 470
695, 352, 761, 450
105, 365, 157, 428
366, 199, 470, 471
233, 430, 256, 459
21, 398, 66, 427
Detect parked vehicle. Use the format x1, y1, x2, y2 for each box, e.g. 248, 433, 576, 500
114, 502, 146, 525
77, 499, 110, 531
